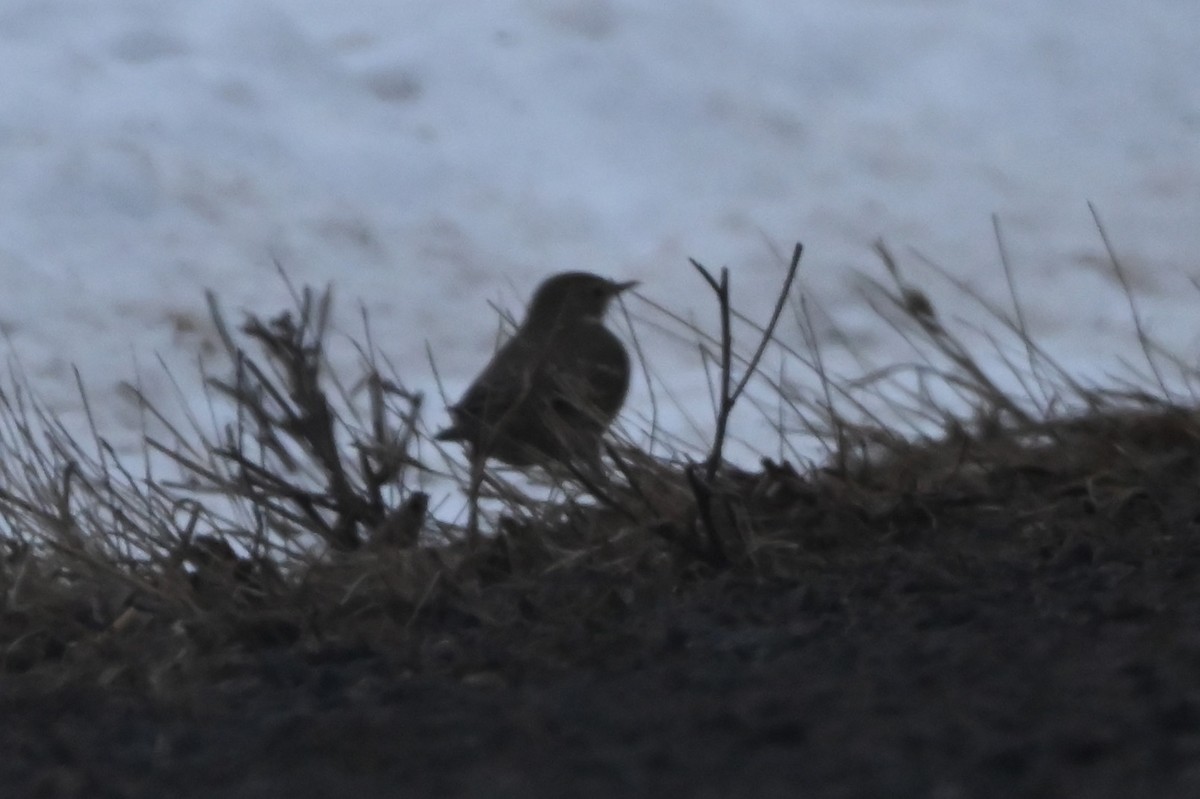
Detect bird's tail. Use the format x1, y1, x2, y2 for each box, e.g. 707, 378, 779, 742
433, 426, 464, 442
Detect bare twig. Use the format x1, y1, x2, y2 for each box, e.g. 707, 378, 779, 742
691, 243, 804, 478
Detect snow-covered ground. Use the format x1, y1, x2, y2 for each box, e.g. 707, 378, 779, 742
1, 0, 1198, 476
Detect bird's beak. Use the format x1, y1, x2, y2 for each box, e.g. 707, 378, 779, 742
610, 279, 639, 295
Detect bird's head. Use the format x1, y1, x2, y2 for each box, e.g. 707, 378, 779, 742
523, 271, 638, 331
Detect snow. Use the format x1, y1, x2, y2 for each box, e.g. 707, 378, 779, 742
0, 0, 1198, 479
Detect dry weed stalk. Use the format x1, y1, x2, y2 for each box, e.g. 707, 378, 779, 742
668, 243, 803, 567
150, 285, 428, 555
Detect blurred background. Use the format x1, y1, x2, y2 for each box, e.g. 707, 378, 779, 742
0, 0, 1197, 469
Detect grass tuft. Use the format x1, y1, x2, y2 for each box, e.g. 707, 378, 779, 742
1, 230, 1195, 686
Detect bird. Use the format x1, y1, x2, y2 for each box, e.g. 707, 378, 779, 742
436, 271, 637, 534
438, 271, 637, 467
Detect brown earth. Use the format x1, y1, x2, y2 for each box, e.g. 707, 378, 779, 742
6, 410, 1200, 798
6, 506, 1200, 798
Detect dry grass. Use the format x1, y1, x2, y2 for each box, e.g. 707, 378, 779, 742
1, 223, 1196, 684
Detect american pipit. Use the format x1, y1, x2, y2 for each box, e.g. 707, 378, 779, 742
437, 271, 637, 468
436, 272, 637, 533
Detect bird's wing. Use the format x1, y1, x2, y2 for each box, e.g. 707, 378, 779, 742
546, 327, 631, 426
448, 338, 538, 425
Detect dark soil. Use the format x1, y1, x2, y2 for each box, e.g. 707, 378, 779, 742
7, 492, 1200, 799
10, 403, 1200, 798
